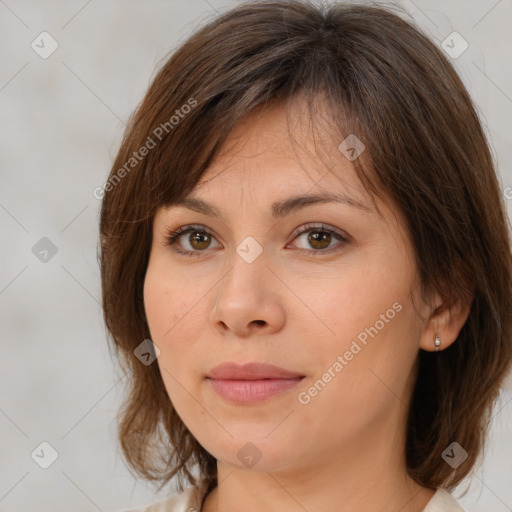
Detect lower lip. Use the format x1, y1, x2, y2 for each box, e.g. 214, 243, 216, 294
207, 377, 304, 404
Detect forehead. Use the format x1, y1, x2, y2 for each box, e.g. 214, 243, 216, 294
192, 99, 367, 203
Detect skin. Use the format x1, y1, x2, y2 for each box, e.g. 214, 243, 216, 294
143, 99, 471, 512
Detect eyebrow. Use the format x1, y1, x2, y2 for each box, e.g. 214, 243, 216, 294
169, 192, 372, 220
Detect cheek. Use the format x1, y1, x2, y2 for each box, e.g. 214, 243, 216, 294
143, 263, 207, 381
143, 261, 189, 339
306, 260, 410, 343
294, 303, 419, 442
143, 269, 196, 406
143, 271, 168, 337
299, 249, 419, 397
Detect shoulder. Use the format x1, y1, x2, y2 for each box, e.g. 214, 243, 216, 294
121, 481, 210, 512
423, 488, 466, 512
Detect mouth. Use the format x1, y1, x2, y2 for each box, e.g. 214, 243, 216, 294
207, 361, 304, 380
206, 361, 305, 404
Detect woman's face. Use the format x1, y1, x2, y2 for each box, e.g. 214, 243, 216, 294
143, 101, 431, 474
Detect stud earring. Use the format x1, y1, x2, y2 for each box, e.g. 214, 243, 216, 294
434, 334, 441, 352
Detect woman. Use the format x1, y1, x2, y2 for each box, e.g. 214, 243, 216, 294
99, 1, 512, 511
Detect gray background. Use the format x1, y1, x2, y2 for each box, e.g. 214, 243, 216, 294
1, 0, 511, 511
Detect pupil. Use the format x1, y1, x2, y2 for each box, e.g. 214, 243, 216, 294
192, 232, 209, 248
310, 231, 330, 248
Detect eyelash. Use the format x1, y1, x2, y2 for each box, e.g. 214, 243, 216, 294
164, 223, 349, 257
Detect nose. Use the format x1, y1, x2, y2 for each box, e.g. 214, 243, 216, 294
208, 248, 286, 338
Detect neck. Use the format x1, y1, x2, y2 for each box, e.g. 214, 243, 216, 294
201, 408, 435, 512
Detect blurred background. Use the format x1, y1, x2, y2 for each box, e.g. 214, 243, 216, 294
1, 0, 511, 510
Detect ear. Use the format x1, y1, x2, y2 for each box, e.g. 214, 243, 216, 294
419, 291, 473, 352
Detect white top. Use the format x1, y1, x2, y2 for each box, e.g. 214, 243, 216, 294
122, 482, 466, 512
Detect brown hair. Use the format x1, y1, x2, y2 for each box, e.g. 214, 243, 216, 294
99, 0, 512, 496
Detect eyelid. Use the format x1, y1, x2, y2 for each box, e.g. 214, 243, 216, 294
288, 222, 349, 242
164, 222, 350, 256
163, 223, 221, 249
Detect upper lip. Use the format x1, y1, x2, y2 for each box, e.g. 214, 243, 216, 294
207, 362, 304, 380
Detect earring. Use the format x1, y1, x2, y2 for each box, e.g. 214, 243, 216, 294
434, 334, 441, 352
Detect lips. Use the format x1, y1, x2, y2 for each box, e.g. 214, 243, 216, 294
207, 361, 304, 380
206, 362, 305, 404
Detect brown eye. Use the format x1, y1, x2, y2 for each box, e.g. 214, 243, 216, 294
166, 225, 221, 256
290, 224, 348, 254
188, 231, 212, 250
166, 223, 348, 257
307, 230, 332, 250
